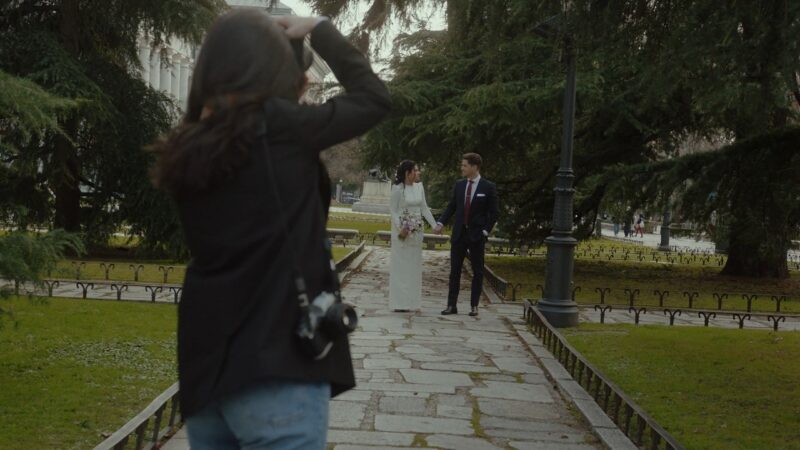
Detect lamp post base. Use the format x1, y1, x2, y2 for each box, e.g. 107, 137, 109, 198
537, 299, 580, 327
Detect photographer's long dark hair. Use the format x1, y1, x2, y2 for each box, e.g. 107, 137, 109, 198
394, 160, 416, 185
150, 10, 304, 194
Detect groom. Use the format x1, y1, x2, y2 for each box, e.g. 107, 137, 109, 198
434, 153, 499, 317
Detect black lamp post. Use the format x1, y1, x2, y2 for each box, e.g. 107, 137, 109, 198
659, 202, 672, 252
533, 15, 579, 327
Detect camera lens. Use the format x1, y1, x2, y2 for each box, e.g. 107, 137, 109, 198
341, 305, 358, 333
324, 303, 358, 335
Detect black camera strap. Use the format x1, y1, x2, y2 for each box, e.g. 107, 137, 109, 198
254, 127, 342, 315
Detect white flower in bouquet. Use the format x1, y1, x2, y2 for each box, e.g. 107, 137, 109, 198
399, 209, 424, 239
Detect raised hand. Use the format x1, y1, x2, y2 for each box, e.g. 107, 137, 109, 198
275, 16, 323, 39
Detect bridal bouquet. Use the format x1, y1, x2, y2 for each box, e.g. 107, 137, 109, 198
399, 209, 424, 239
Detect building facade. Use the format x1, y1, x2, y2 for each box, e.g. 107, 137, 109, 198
136, 0, 330, 111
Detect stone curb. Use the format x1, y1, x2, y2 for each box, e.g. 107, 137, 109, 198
338, 245, 372, 286
481, 278, 503, 305
507, 321, 638, 450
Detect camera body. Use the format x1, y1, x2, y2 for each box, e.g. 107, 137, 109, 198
296, 290, 358, 360
290, 38, 313, 71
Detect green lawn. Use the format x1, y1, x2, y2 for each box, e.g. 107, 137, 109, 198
328, 213, 453, 237
486, 256, 800, 313
0, 297, 177, 449
327, 218, 390, 235
1, 244, 359, 448
562, 324, 800, 450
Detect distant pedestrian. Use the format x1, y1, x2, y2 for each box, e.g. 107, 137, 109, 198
623, 218, 631, 237
634, 214, 645, 238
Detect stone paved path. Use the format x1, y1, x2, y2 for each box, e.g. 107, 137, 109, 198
163, 247, 601, 450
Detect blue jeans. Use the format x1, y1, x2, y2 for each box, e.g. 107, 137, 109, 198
185, 381, 331, 450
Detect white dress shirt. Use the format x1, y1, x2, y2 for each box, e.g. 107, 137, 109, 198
438, 174, 488, 236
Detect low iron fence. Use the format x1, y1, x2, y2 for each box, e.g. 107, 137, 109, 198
483, 264, 508, 299
93, 382, 180, 450
586, 304, 793, 331
483, 274, 795, 314
8, 241, 370, 304
523, 302, 685, 450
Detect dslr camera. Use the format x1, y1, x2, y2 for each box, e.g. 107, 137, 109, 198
294, 254, 358, 360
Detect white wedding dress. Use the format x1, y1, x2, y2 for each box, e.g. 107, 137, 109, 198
389, 183, 438, 311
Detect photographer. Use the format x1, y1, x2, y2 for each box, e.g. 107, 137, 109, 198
150, 10, 390, 450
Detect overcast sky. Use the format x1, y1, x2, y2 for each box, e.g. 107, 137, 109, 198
281, 0, 446, 75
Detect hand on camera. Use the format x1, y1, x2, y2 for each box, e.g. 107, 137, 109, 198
276, 16, 323, 39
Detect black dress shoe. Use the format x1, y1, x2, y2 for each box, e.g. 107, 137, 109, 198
441, 306, 458, 315
468, 307, 478, 317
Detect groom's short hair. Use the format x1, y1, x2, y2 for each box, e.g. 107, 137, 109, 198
462, 153, 482, 169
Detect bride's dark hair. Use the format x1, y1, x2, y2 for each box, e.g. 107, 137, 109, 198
394, 160, 416, 185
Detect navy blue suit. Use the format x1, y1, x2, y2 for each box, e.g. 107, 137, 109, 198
438, 177, 499, 308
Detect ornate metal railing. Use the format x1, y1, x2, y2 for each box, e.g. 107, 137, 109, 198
483, 264, 508, 299
523, 302, 685, 450
93, 382, 180, 450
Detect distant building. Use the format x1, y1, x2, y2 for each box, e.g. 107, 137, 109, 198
136, 1, 330, 112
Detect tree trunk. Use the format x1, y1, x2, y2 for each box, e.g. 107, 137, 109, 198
722, 217, 790, 279
51, 118, 81, 231
446, 0, 469, 41
51, 0, 82, 232
720, 156, 790, 279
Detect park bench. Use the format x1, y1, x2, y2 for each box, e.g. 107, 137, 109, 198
486, 237, 511, 254
326, 228, 359, 246
375, 230, 450, 249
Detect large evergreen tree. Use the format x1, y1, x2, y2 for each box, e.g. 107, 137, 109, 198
314, 0, 800, 278
0, 0, 226, 254
564, 0, 800, 278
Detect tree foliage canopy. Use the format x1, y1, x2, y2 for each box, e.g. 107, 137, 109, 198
0, 0, 226, 255
321, 0, 800, 277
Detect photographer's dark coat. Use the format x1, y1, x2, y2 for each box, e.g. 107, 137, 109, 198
175, 21, 391, 417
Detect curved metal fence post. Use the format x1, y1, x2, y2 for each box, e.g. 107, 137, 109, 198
129, 264, 145, 282
158, 266, 175, 284
663, 309, 682, 326
698, 311, 716, 327
100, 262, 115, 280
742, 294, 757, 313
628, 307, 646, 325
624, 288, 640, 308
771, 295, 787, 313
595, 287, 611, 305
732, 313, 751, 329
653, 289, 669, 307
767, 315, 785, 331
712, 293, 728, 310
594, 305, 612, 324
683, 291, 699, 309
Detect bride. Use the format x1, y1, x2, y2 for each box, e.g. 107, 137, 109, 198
389, 160, 437, 312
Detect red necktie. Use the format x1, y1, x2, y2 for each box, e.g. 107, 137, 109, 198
464, 180, 473, 223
